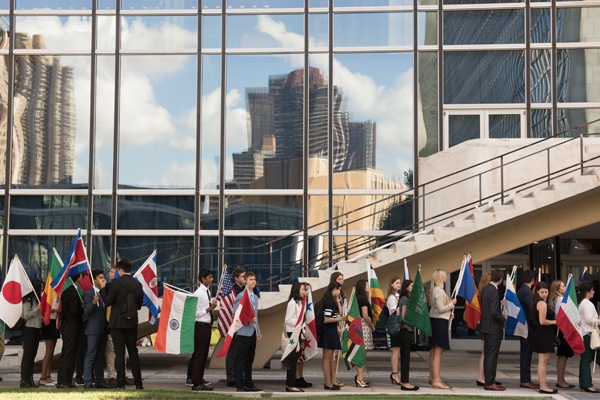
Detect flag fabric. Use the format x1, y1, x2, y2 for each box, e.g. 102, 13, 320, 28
281, 296, 306, 368
582, 267, 589, 283
504, 273, 528, 339
133, 250, 160, 326
403, 266, 432, 336
403, 259, 410, 281
456, 256, 481, 331
154, 285, 197, 354
0, 255, 35, 328
40, 248, 65, 326
217, 267, 236, 336
367, 261, 385, 325
302, 286, 318, 361
51, 230, 92, 297
534, 268, 541, 287
341, 292, 366, 369
216, 289, 256, 358
556, 276, 585, 354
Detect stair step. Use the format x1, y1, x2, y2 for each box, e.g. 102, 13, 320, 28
413, 234, 437, 251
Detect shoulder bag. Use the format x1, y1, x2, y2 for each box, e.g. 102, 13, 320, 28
590, 321, 600, 350
385, 296, 403, 337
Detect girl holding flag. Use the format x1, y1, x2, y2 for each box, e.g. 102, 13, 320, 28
319, 281, 345, 390
548, 280, 575, 389
577, 282, 600, 393
283, 282, 306, 393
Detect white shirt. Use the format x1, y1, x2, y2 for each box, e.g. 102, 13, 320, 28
579, 298, 600, 334
194, 284, 212, 323
285, 299, 302, 332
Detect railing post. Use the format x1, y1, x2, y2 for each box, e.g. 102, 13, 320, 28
269, 243, 273, 291
547, 147, 551, 186
344, 213, 349, 261
279, 249, 283, 284
421, 185, 426, 231
580, 132, 584, 175
500, 155, 504, 205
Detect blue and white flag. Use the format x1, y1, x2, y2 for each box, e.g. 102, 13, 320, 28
403, 259, 410, 281
504, 273, 528, 339
582, 267, 589, 283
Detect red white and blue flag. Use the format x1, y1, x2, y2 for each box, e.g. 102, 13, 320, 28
51, 230, 92, 298
216, 289, 255, 357
133, 250, 160, 326
217, 267, 235, 336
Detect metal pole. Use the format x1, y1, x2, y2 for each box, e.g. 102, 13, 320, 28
269, 243, 273, 291
500, 155, 505, 204
344, 214, 349, 260
580, 133, 584, 175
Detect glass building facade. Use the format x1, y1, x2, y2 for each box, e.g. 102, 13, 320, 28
0, 0, 599, 290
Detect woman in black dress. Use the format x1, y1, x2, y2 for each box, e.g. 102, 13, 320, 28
531, 282, 558, 394
319, 282, 345, 390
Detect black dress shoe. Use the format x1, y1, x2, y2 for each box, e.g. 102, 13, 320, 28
114, 385, 125, 389
556, 383, 575, 389
192, 384, 213, 391
539, 388, 558, 394
286, 387, 305, 392
295, 377, 313, 388
244, 386, 262, 392
202, 379, 212, 386
476, 380, 485, 387
135, 384, 144, 390
400, 384, 419, 391
227, 381, 237, 387
185, 378, 193, 387
237, 388, 244, 392
324, 384, 341, 390
582, 387, 600, 393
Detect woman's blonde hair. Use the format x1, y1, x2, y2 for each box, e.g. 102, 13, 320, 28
429, 269, 447, 300
478, 273, 491, 292
548, 279, 563, 311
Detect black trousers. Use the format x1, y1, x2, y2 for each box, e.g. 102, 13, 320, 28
399, 328, 412, 383
21, 326, 41, 382
191, 322, 212, 385
519, 332, 534, 383
225, 334, 239, 383
76, 327, 86, 379
482, 332, 502, 385
57, 332, 79, 386
235, 333, 256, 389
111, 327, 142, 387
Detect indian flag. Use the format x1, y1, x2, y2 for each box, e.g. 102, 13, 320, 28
154, 285, 197, 354
556, 275, 585, 355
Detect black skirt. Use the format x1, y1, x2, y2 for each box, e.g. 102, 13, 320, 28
532, 325, 555, 354
318, 323, 341, 350
40, 319, 60, 341
556, 330, 574, 357
429, 318, 450, 350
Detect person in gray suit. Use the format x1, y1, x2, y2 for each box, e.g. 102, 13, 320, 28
480, 269, 506, 391
83, 269, 108, 389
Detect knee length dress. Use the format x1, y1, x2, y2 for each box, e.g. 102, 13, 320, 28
532, 301, 556, 354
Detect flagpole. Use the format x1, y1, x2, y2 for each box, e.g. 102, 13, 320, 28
163, 282, 194, 294
216, 263, 227, 296
15, 255, 40, 303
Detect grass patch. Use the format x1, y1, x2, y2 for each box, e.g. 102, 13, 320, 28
0, 389, 554, 400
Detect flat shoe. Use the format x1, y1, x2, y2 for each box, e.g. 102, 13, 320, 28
582, 387, 600, 393
539, 388, 557, 394
556, 383, 575, 389
285, 387, 304, 392
401, 384, 419, 391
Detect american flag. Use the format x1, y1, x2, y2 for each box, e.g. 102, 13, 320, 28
217, 268, 236, 336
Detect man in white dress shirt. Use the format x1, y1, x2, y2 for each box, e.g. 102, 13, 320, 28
190, 269, 217, 391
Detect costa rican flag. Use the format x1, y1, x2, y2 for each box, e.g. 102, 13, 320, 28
217, 267, 235, 336
133, 250, 160, 326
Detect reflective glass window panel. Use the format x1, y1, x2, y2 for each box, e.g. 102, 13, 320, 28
335, 0, 413, 6
202, 15, 221, 50
228, 0, 304, 7
333, 193, 413, 232
10, 195, 87, 230
89, 235, 111, 273
307, 194, 328, 231
309, 13, 328, 50
121, 16, 198, 51
444, 51, 525, 104
310, 0, 329, 7
557, 49, 600, 103
121, 0, 198, 10
0, 0, 7, 10
333, 53, 414, 187
12, 55, 90, 188
98, 0, 115, 10
15, 16, 92, 51
117, 235, 194, 285
308, 55, 329, 187
334, 13, 412, 47
557, 8, 600, 43
558, 108, 600, 137
444, 0, 523, 3
531, 108, 552, 138
0, 197, 4, 229
224, 195, 302, 230
119, 55, 197, 188
9, 235, 82, 280
92, 196, 112, 230
117, 196, 194, 230
95, 55, 115, 190
449, 114, 480, 147
226, 55, 304, 190
202, 0, 222, 9
418, 12, 437, 46
531, 8, 550, 43
0, 47, 5, 185
227, 14, 304, 50
418, 51, 438, 157
419, 0, 437, 4
489, 114, 521, 138
199, 236, 218, 273
444, 10, 523, 45
16, 0, 91, 10
199, 195, 219, 230
201, 55, 221, 191
531, 49, 551, 104
97, 16, 116, 51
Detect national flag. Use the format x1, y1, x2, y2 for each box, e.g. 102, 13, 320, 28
403, 259, 410, 281
0, 255, 35, 328
341, 292, 366, 369
216, 289, 256, 357
133, 250, 160, 326
217, 267, 235, 336
40, 248, 64, 326
582, 267, 589, 283
403, 265, 432, 336
154, 285, 197, 354
281, 296, 306, 368
504, 273, 528, 339
534, 268, 541, 287
457, 256, 481, 331
302, 286, 318, 361
556, 275, 585, 354
51, 230, 93, 298
367, 260, 385, 325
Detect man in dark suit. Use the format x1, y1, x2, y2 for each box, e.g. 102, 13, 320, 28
480, 269, 506, 391
517, 269, 539, 389
83, 269, 108, 389
105, 259, 143, 389
57, 273, 84, 389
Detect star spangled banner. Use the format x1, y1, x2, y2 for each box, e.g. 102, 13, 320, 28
217, 267, 235, 337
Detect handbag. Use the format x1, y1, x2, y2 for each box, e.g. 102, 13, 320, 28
385, 296, 403, 337
590, 322, 600, 350
553, 334, 561, 348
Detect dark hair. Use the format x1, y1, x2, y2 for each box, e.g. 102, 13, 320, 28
522, 269, 536, 284
116, 258, 132, 273
490, 269, 503, 283
71, 272, 81, 282
400, 279, 413, 299
530, 281, 548, 321
330, 271, 346, 300
232, 267, 245, 279
245, 271, 256, 279
92, 269, 104, 280
198, 269, 213, 282
355, 279, 368, 297
24, 279, 44, 304
288, 281, 303, 302
578, 282, 594, 303
322, 281, 342, 304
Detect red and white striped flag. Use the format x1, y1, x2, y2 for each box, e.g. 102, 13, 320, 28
217, 267, 235, 336
216, 289, 255, 358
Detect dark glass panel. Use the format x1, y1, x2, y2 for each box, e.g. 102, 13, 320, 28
449, 114, 480, 147
561, 239, 600, 255
117, 196, 194, 230
89, 235, 111, 274
224, 195, 302, 231
531, 109, 552, 138
418, 51, 438, 157
531, 8, 550, 43
199, 195, 219, 230
92, 196, 112, 230
558, 109, 600, 137
489, 114, 521, 139
444, 10, 524, 45
10, 195, 87, 230
531, 49, 552, 104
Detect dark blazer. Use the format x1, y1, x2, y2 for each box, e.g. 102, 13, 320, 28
517, 283, 534, 334
105, 274, 143, 330
480, 282, 505, 335
60, 285, 83, 335
83, 287, 107, 335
